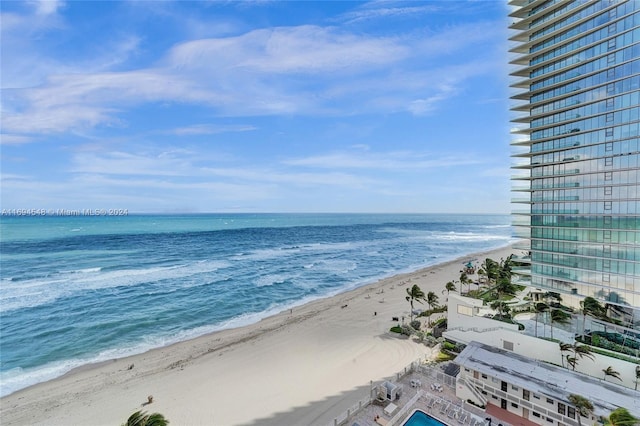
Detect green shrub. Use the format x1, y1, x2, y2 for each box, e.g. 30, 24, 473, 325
400, 324, 414, 336
433, 317, 447, 326
410, 320, 421, 330
443, 341, 456, 351
390, 326, 402, 334
436, 351, 455, 362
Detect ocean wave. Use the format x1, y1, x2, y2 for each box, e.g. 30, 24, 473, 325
1, 213, 514, 397
0, 260, 233, 313
255, 274, 289, 287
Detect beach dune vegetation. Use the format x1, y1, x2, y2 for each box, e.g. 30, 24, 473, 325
406, 284, 426, 321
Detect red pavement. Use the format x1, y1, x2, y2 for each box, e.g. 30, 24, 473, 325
485, 402, 539, 426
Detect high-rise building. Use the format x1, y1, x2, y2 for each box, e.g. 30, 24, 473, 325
509, 0, 640, 330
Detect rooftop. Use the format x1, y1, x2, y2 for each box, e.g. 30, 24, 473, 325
456, 341, 640, 418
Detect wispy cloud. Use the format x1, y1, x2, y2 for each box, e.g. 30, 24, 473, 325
29, 0, 65, 16
284, 150, 483, 170
2, 5, 504, 138
169, 124, 257, 136
338, 2, 442, 24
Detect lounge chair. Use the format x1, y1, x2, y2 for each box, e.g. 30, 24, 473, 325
375, 417, 388, 426
427, 397, 436, 409
448, 408, 458, 420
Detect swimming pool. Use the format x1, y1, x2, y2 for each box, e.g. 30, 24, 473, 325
402, 409, 447, 426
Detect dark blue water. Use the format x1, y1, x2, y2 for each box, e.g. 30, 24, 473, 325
0, 213, 512, 396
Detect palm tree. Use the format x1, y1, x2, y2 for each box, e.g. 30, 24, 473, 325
123, 411, 170, 426
573, 344, 595, 363
565, 355, 578, 371
602, 366, 622, 382
605, 407, 638, 426
459, 272, 471, 295
478, 258, 499, 285
580, 296, 604, 337
635, 365, 640, 391
568, 394, 594, 426
498, 255, 513, 282
490, 300, 510, 320
443, 281, 456, 297
562, 344, 594, 372
559, 342, 572, 368
493, 276, 517, 302
534, 302, 548, 338
426, 291, 439, 326
549, 308, 571, 340
406, 284, 426, 321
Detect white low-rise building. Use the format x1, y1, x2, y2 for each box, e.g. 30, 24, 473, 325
455, 341, 640, 426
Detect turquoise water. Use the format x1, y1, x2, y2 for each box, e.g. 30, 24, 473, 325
402, 410, 447, 426
0, 213, 512, 396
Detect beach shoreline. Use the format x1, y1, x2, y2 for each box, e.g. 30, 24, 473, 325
1, 243, 517, 426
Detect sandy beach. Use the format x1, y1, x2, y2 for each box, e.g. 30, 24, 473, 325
1, 245, 516, 426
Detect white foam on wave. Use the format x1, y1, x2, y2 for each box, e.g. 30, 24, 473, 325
430, 232, 511, 242
255, 274, 289, 287
0, 296, 327, 397
0, 259, 233, 313
230, 241, 367, 262
59, 267, 103, 274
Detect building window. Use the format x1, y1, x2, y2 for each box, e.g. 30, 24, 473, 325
568, 407, 576, 419
523, 389, 530, 401
547, 417, 553, 423
501, 381, 508, 392
457, 304, 473, 316
533, 394, 540, 400
512, 385, 518, 391
512, 403, 519, 408
481, 390, 488, 395
503, 341, 514, 351
547, 398, 554, 405
558, 403, 566, 416
492, 395, 498, 400
533, 412, 541, 418
482, 374, 488, 379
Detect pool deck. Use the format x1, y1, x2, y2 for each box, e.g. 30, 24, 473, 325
345, 366, 512, 426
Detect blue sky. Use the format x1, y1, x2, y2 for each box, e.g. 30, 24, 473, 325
1, 1, 512, 214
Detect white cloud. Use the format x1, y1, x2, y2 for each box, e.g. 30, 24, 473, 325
2, 6, 505, 138
169, 124, 257, 136
0, 134, 34, 145
29, 0, 65, 16
283, 150, 483, 170
167, 25, 407, 74
338, 2, 444, 25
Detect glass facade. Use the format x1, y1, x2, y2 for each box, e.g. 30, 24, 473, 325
509, 0, 640, 329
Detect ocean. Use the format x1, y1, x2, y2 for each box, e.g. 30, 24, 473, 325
0, 213, 513, 397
